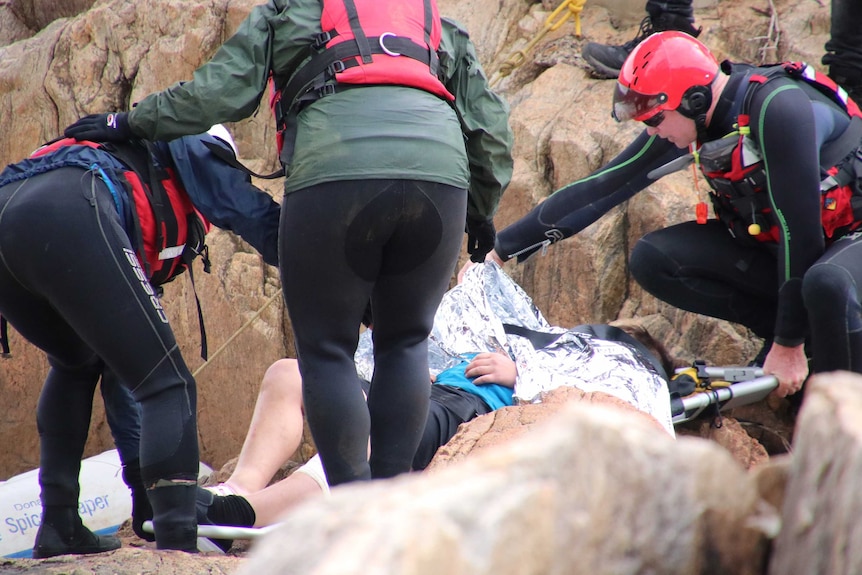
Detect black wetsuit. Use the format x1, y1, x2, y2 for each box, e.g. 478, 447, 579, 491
0, 134, 280, 550
496, 64, 862, 373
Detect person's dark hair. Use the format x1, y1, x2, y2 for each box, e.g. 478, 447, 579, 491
609, 319, 686, 378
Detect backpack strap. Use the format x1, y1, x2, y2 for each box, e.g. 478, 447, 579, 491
182, 247, 209, 361
99, 141, 159, 277
421, 0, 438, 77
144, 141, 172, 279
343, 0, 373, 64
201, 140, 284, 179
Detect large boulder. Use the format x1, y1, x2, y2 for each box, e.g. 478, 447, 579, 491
237, 400, 777, 575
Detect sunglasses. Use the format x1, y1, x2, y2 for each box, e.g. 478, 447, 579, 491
642, 111, 665, 128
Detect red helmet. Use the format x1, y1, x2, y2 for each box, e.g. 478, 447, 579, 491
612, 31, 719, 123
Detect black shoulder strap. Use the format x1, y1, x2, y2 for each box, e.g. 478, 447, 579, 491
571, 324, 669, 382
0, 315, 10, 357
201, 140, 284, 179
343, 0, 373, 64
182, 250, 209, 361
421, 0, 438, 76
143, 141, 173, 284
502, 322, 668, 381
502, 323, 563, 349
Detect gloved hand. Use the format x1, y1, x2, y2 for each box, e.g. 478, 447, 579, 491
64, 112, 133, 142
465, 216, 496, 263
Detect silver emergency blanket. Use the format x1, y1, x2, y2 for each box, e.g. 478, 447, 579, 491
355, 263, 674, 436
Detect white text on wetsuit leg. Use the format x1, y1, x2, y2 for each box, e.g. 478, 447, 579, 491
123, 248, 168, 323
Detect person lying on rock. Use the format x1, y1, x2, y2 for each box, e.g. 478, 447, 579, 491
462, 31, 862, 400
193, 263, 680, 551
0, 124, 280, 557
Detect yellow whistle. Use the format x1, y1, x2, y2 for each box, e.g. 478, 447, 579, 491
748, 223, 761, 236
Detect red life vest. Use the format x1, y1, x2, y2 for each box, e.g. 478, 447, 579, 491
701, 62, 862, 244
270, 0, 453, 162
317, 0, 452, 99
31, 138, 212, 286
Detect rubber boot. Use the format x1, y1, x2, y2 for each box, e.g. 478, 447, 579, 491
32, 506, 121, 559
146, 482, 199, 552
121, 459, 154, 541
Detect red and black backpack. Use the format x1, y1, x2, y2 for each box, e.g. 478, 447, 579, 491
701, 61, 862, 244
30, 138, 212, 285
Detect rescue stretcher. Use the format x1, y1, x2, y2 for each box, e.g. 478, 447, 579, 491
671, 363, 778, 425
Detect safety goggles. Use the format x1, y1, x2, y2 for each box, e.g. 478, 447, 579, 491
642, 111, 666, 128
612, 82, 668, 123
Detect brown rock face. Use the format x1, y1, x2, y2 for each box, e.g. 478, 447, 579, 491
8, 0, 97, 32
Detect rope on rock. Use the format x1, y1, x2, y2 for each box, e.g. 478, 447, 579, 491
490, 0, 588, 88
192, 289, 283, 378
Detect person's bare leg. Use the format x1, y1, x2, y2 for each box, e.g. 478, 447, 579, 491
222, 358, 305, 495
244, 455, 328, 526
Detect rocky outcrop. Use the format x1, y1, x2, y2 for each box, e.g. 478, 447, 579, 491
238, 395, 778, 575
5, 372, 862, 574
7, 0, 97, 32
767, 372, 862, 575
229, 373, 855, 575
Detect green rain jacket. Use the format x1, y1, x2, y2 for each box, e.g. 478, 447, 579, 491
127, 0, 513, 220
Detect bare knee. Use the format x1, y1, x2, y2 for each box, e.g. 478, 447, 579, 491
260, 358, 303, 405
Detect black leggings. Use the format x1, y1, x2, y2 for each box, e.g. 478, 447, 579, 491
0, 168, 199, 546
630, 220, 862, 372
280, 179, 466, 486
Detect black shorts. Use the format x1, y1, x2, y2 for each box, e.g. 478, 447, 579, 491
411, 384, 493, 471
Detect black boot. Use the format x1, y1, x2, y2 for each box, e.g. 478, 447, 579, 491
582, 13, 702, 79
32, 506, 121, 559
121, 459, 154, 542
146, 482, 199, 553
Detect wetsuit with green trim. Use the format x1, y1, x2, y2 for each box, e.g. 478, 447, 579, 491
496, 62, 862, 374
